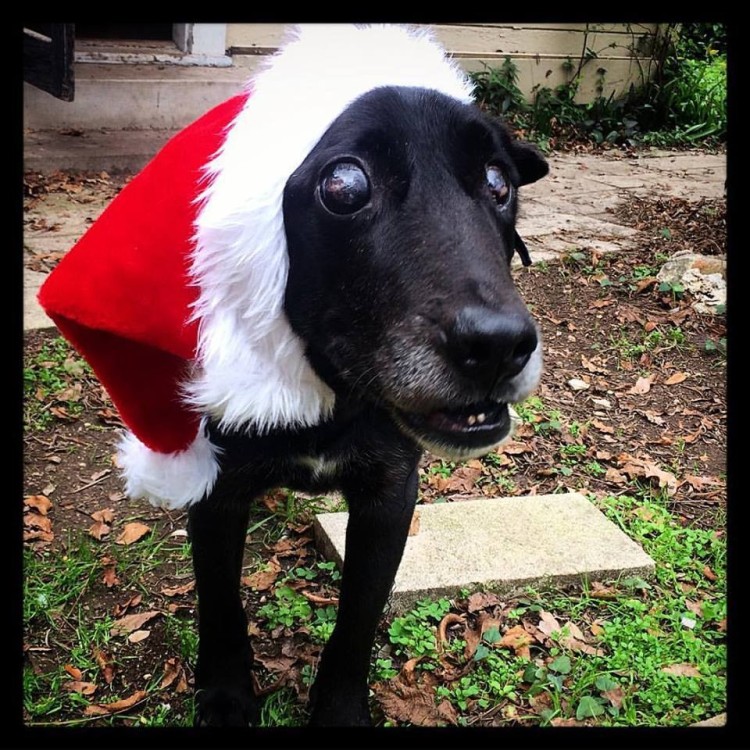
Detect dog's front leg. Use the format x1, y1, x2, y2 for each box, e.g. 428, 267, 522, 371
188, 484, 259, 726
309, 451, 421, 726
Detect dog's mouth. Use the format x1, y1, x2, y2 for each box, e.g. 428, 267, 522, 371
393, 399, 511, 453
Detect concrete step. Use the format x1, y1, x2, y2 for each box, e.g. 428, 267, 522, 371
314, 492, 654, 613
24, 128, 177, 174
24, 62, 249, 131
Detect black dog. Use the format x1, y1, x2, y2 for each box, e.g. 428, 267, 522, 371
190, 84, 547, 726
39, 24, 548, 728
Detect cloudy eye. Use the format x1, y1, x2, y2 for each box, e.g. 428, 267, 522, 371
319, 161, 371, 215
486, 165, 511, 208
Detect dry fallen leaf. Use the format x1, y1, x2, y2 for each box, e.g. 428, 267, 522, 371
24, 513, 53, 533
591, 419, 614, 434
499, 625, 532, 659
373, 678, 457, 727
160, 580, 196, 597
602, 686, 625, 709
102, 564, 119, 589
408, 510, 421, 536
24, 495, 52, 515
661, 663, 701, 678
242, 559, 281, 592
115, 522, 151, 545
466, 591, 502, 613
127, 629, 150, 643
618, 453, 678, 495
642, 410, 666, 426
23, 529, 55, 543
91, 508, 115, 524
628, 375, 654, 395
64, 664, 83, 680
253, 652, 297, 675
94, 648, 116, 684
83, 690, 148, 716
537, 611, 561, 637
88, 520, 111, 541
437, 613, 464, 653
664, 371, 688, 386
604, 467, 626, 484
590, 620, 607, 637
682, 474, 721, 492
589, 582, 618, 600
113, 593, 143, 617
160, 657, 189, 693
299, 590, 339, 605
498, 440, 533, 455
110, 610, 160, 637
550, 717, 586, 727
63, 681, 97, 696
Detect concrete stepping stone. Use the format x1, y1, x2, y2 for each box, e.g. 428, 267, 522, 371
314, 492, 654, 613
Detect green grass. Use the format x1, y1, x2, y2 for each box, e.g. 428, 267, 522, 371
23, 529, 197, 726
23, 543, 101, 626
23, 336, 91, 430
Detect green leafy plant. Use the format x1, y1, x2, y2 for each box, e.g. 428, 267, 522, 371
470, 23, 726, 148
388, 598, 451, 660
257, 585, 313, 629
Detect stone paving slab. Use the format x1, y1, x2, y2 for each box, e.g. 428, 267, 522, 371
313, 492, 655, 613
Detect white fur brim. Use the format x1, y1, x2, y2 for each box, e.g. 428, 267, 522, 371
186, 24, 474, 436
117, 424, 221, 509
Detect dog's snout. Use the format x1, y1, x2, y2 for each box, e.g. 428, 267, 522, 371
445, 306, 537, 385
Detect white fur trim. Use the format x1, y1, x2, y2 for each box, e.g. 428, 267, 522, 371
117, 424, 221, 509
185, 24, 475, 435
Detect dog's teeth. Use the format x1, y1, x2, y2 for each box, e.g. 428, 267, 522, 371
476, 413, 486, 424
467, 415, 476, 425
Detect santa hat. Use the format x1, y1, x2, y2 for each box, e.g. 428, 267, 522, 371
38, 24, 475, 509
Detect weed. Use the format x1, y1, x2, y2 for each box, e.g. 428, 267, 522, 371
658, 280, 686, 301
514, 394, 544, 423
308, 604, 338, 644
23, 667, 67, 718
372, 657, 398, 682
163, 613, 199, 664
471, 23, 726, 148
429, 460, 456, 478
257, 584, 313, 629
584, 460, 607, 477
259, 687, 307, 727
560, 443, 587, 460
388, 598, 451, 661
23, 336, 91, 429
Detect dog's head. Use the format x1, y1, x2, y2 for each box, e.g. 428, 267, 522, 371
283, 86, 547, 458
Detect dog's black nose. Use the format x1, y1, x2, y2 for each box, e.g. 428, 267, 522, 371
445, 305, 538, 386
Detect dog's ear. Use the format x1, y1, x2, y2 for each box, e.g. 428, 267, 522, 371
508, 139, 549, 186
487, 118, 549, 186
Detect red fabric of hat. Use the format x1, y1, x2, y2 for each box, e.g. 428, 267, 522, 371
38, 93, 248, 455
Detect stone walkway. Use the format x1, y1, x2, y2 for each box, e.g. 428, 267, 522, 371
518, 149, 726, 263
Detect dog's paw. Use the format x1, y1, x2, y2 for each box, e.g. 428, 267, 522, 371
194, 686, 260, 727
308, 687, 372, 727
